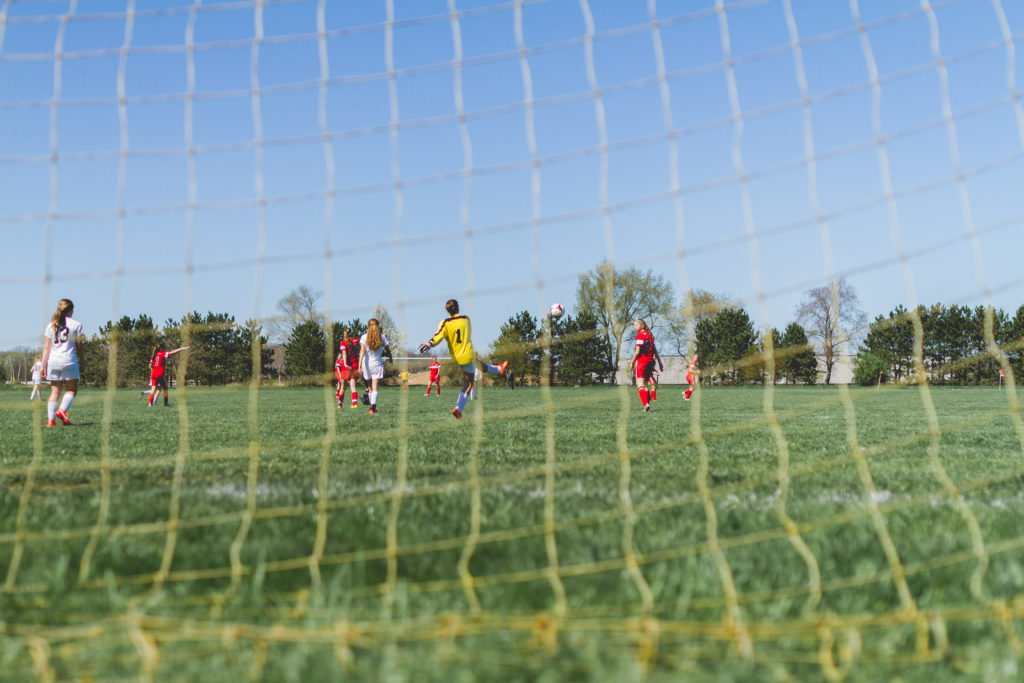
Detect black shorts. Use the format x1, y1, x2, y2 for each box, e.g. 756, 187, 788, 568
150, 375, 168, 389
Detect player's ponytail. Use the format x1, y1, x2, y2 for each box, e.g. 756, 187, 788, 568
366, 319, 382, 351
151, 344, 164, 364
50, 299, 74, 336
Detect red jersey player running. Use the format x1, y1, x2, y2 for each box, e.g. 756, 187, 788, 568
147, 343, 189, 407
627, 319, 663, 412
683, 353, 698, 401
336, 328, 361, 408
425, 356, 442, 396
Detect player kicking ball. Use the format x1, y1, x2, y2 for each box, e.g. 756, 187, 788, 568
418, 298, 507, 419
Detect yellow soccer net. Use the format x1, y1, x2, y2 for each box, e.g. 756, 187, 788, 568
3, 1, 1024, 680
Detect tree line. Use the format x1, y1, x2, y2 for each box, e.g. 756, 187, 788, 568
77, 313, 273, 387
569, 263, 840, 385
16, 265, 1023, 389
855, 303, 1024, 385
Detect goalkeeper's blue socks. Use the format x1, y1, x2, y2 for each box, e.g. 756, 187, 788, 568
485, 364, 500, 374
455, 392, 469, 413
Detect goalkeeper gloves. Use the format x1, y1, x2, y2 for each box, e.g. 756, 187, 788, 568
418, 342, 432, 354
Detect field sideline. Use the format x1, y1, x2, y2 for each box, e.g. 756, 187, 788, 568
2, 384, 1024, 680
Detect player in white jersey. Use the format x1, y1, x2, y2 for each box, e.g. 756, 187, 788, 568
358, 318, 392, 415
29, 357, 43, 400
40, 298, 83, 427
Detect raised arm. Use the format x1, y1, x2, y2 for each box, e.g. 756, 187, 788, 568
166, 346, 190, 357
419, 320, 446, 354
40, 337, 52, 379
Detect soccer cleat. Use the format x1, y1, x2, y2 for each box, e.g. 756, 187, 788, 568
683, 389, 692, 401
55, 409, 71, 425
451, 408, 462, 419
643, 404, 650, 412
369, 407, 377, 415
46, 419, 56, 428
498, 360, 509, 376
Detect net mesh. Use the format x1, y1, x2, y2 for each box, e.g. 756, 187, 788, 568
3, 0, 1024, 678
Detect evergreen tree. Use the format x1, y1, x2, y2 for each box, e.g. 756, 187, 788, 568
557, 311, 613, 385
778, 322, 817, 385
490, 311, 541, 384
853, 351, 887, 386
695, 307, 757, 384
284, 319, 326, 382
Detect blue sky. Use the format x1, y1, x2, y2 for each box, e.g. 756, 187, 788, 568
3, 0, 1024, 352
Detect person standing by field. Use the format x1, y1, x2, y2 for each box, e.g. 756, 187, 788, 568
425, 356, 442, 396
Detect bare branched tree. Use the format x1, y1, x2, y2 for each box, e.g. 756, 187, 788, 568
270, 285, 322, 343
796, 277, 867, 384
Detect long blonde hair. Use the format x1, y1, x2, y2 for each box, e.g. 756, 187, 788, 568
51, 299, 74, 335
365, 318, 382, 351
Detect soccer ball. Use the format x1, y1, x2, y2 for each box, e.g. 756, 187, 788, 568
549, 303, 565, 319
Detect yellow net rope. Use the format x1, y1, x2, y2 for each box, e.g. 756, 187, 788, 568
4, 0, 1024, 679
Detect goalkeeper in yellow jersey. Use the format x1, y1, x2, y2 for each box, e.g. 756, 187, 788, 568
419, 298, 508, 419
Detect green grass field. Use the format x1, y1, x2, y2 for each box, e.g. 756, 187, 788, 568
3, 383, 1024, 681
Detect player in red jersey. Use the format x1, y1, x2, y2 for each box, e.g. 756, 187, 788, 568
337, 328, 361, 408
147, 343, 189, 407
425, 356, 442, 396
683, 353, 698, 401
627, 319, 663, 412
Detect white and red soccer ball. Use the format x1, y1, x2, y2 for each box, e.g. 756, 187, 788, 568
549, 303, 565, 319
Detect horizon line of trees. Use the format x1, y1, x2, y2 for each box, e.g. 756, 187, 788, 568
76, 312, 274, 387
10, 269, 1024, 389
854, 302, 1024, 386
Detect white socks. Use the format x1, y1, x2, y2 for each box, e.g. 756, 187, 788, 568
59, 392, 75, 413
48, 401, 58, 421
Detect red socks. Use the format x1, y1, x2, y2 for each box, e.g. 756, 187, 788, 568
638, 388, 649, 408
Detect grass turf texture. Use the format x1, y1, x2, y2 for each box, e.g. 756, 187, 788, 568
2, 384, 1024, 680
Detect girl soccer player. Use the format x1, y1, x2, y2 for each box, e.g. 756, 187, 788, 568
147, 343, 189, 407
425, 356, 442, 396
29, 356, 43, 400
627, 319, 663, 412
684, 353, 698, 401
358, 318, 392, 415
40, 299, 83, 427
337, 329, 361, 408
418, 299, 507, 419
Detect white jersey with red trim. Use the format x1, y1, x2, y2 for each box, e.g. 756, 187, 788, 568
44, 317, 83, 370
